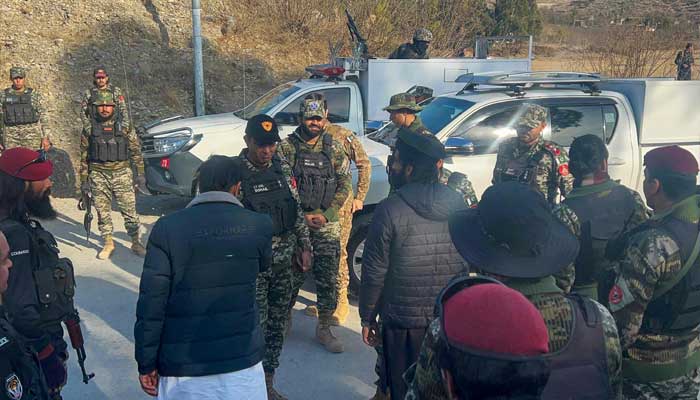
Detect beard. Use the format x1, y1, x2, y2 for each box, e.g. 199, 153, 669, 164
300, 124, 322, 140
388, 166, 409, 190
25, 188, 57, 220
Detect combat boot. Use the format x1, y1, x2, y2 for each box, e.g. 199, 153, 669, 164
304, 304, 319, 317
330, 287, 350, 326
98, 236, 115, 260
316, 314, 344, 353
130, 235, 146, 257
265, 371, 288, 400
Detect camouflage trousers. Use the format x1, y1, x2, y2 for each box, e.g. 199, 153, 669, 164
256, 239, 294, 373
337, 196, 353, 299
291, 221, 340, 315
622, 370, 700, 399
1, 124, 43, 150
89, 166, 140, 238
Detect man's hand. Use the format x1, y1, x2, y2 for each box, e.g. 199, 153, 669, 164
352, 199, 364, 213
134, 175, 151, 195
139, 370, 159, 397
304, 214, 327, 230
362, 324, 379, 347
41, 137, 51, 151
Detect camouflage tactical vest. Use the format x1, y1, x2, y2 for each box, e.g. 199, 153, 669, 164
292, 134, 336, 211
2, 88, 38, 126
240, 156, 298, 236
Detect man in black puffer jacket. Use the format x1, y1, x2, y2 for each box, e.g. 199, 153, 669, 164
134, 155, 273, 400
359, 128, 468, 400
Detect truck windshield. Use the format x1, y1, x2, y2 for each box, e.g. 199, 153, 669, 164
419, 97, 475, 134
234, 83, 301, 119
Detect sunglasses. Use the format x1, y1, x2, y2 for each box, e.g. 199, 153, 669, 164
15, 149, 48, 175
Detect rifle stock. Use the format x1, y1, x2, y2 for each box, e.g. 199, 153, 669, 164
64, 312, 95, 384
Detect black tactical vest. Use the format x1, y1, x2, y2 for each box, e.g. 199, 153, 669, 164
0, 310, 50, 400
89, 121, 129, 163
565, 184, 638, 301
498, 148, 556, 202
292, 134, 337, 211
640, 215, 700, 335
2, 88, 39, 126
0, 219, 77, 330
240, 157, 298, 236
541, 295, 610, 399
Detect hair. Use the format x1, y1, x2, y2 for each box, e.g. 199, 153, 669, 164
647, 169, 697, 202
197, 155, 243, 193
395, 138, 439, 184
568, 134, 609, 178
686, 42, 693, 50
436, 340, 550, 400
0, 171, 28, 221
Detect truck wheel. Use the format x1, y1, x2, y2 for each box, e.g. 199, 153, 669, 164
347, 212, 373, 295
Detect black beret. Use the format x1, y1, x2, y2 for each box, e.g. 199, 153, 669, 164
245, 114, 281, 145
397, 127, 446, 160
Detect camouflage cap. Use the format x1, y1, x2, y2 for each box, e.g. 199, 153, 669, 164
9, 67, 26, 79
413, 28, 433, 43
92, 91, 116, 106
517, 103, 548, 129
383, 92, 422, 112
300, 99, 326, 119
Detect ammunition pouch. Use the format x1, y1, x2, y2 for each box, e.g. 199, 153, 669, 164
241, 158, 298, 236
2, 88, 39, 126
293, 134, 337, 211
88, 123, 129, 162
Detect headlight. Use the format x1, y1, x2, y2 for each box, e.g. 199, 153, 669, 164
154, 132, 191, 154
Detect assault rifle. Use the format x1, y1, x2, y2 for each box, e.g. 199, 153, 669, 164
64, 311, 95, 384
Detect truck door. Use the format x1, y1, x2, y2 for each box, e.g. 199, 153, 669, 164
271, 87, 357, 138
441, 101, 535, 197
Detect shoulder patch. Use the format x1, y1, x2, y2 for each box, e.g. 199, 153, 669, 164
608, 278, 635, 312
118, 95, 125, 102
558, 164, 570, 176
5, 373, 22, 400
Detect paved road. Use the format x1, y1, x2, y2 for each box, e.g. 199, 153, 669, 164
43, 195, 377, 399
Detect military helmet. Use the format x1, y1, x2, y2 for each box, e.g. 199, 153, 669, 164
413, 28, 433, 43
93, 91, 116, 106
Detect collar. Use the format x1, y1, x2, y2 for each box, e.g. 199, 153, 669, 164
652, 195, 700, 224
186, 191, 243, 208
567, 179, 619, 199
507, 276, 563, 297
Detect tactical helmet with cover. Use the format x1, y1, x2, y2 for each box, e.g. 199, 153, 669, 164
413, 28, 433, 43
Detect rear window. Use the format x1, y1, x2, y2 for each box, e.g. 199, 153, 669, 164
549, 104, 609, 146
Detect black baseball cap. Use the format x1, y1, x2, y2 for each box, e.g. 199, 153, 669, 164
245, 114, 281, 145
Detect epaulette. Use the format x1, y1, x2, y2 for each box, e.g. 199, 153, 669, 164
543, 141, 570, 177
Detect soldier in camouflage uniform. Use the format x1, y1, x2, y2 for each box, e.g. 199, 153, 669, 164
80, 91, 146, 260
297, 93, 371, 326
553, 134, 649, 304
80, 66, 130, 134
675, 43, 694, 81
235, 114, 312, 400
492, 103, 574, 204
388, 28, 432, 59
0, 67, 50, 151
606, 146, 700, 399
406, 182, 623, 400
277, 99, 352, 353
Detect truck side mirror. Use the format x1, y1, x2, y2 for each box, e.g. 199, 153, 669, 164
444, 137, 475, 155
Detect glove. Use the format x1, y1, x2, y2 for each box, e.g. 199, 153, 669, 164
38, 345, 68, 391
134, 175, 151, 195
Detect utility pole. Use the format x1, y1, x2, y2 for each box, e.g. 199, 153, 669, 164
192, 0, 205, 116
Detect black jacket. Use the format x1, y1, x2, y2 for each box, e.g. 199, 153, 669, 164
0, 218, 65, 354
134, 191, 273, 377
359, 183, 468, 329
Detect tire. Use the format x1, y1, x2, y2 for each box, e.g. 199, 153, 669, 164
347, 212, 373, 295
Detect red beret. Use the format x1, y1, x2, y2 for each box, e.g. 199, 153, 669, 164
0, 148, 53, 181
644, 146, 699, 176
443, 283, 549, 356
